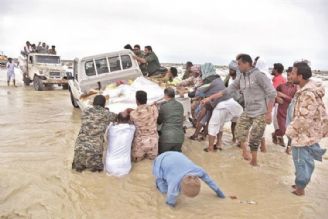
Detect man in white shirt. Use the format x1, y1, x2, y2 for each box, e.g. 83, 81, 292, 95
6, 58, 16, 87
105, 110, 136, 177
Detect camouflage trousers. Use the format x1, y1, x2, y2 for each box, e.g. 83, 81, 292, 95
132, 134, 158, 162
235, 112, 266, 152
72, 149, 104, 172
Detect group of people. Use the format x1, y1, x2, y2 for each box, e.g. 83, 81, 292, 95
21, 41, 57, 57
123, 44, 163, 77
71, 52, 327, 206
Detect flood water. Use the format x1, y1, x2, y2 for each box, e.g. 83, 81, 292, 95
0, 81, 328, 219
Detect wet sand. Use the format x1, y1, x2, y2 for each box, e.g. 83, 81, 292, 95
0, 83, 328, 219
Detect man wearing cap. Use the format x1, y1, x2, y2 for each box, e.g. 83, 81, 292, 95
153, 151, 225, 207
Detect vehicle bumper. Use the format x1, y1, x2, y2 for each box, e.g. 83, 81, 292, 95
42, 79, 68, 84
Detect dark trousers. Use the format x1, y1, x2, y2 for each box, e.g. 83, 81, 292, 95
158, 143, 182, 154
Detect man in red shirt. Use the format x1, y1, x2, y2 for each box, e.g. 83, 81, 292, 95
272, 63, 286, 88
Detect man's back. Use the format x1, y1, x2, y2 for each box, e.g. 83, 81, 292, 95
130, 104, 158, 135
158, 99, 184, 144
105, 123, 135, 176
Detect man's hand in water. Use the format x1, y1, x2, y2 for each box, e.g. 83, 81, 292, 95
265, 112, 272, 124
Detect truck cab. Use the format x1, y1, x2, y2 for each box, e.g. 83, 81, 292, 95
68, 49, 143, 108
24, 53, 68, 91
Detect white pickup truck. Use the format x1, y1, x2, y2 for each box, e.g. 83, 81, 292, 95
68, 49, 143, 109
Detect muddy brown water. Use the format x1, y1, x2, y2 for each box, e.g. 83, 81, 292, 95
0, 83, 328, 219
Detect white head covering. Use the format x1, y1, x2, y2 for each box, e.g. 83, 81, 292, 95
228, 60, 238, 71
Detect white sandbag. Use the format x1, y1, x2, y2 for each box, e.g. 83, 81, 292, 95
105, 123, 136, 177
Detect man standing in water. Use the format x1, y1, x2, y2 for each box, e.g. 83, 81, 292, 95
286, 62, 327, 196
153, 151, 225, 207
72, 95, 117, 172
6, 58, 16, 87
202, 54, 276, 166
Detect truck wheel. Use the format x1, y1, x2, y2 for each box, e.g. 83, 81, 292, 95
69, 88, 79, 108
23, 75, 31, 86
33, 76, 44, 91
62, 84, 69, 90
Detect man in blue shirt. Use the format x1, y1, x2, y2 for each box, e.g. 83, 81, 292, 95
153, 151, 225, 207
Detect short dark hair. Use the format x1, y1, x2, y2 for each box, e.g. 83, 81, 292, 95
136, 90, 147, 104
236, 54, 253, 66
124, 44, 132, 50
52, 45, 55, 48
145, 46, 152, 52
134, 44, 140, 49
293, 62, 312, 80
273, 63, 284, 74
117, 112, 130, 123
93, 95, 106, 107
8, 58, 12, 62
286, 67, 293, 73
186, 61, 193, 67
164, 87, 175, 98
170, 67, 178, 77
26, 41, 30, 44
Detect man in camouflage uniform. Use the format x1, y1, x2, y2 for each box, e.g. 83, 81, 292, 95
72, 95, 117, 172
130, 90, 159, 162
133, 45, 161, 77
133, 44, 147, 76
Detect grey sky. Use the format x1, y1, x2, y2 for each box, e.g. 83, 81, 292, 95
1, 0, 327, 69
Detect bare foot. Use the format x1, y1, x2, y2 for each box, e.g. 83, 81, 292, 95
242, 151, 251, 160
250, 159, 259, 166
292, 188, 305, 196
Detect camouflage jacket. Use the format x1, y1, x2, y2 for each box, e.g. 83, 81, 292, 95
286, 80, 328, 146
75, 106, 117, 153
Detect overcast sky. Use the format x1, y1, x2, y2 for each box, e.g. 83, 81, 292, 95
1, 0, 327, 69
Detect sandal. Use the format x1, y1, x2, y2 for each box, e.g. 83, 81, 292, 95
189, 135, 197, 140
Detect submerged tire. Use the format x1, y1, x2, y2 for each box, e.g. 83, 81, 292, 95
23, 74, 31, 86
62, 84, 69, 90
33, 76, 44, 91
69, 88, 79, 108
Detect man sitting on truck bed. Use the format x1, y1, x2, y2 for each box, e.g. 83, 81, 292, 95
72, 95, 117, 172
133, 45, 161, 77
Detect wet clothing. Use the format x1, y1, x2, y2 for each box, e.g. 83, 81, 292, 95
292, 143, 326, 189
130, 104, 159, 161
105, 123, 135, 177
6, 62, 15, 81
158, 99, 184, 152
153, 151, 225, 207
158, 143, 182, 154
274, 83, 297, 137
286, 80, 328, 147
72, 106, 117, 172
208, 98, 243, 136
235, 113, 266, 151
144, 52, 161, 77
223, 67, 276, 118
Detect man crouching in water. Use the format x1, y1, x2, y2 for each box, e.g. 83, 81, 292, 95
153, 151, 225, 207
72, 95, 117, 172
